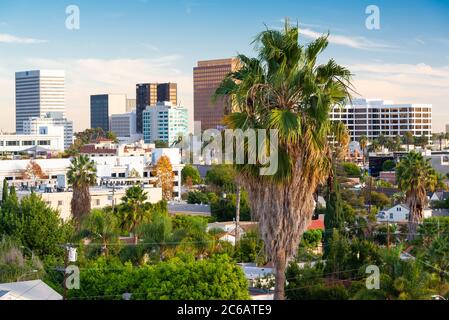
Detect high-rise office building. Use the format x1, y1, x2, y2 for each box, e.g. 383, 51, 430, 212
142, 101, 188, 146
193, 58, 239, 130
15, 70, 65, 133
23, 112, 74, 150
136, 83, 177, 133
90, 94, 127, 131
331, 98, 432, 141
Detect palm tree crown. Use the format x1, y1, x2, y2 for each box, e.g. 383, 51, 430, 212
67, 155, 97, 223
396, 151, 438, 240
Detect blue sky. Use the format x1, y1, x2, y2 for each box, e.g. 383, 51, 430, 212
1, 0, 449, 131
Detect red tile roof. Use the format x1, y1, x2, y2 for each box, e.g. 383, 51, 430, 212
308, 219, 324, 231
79, 145, 117, 154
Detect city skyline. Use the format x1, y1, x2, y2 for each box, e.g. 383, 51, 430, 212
0, 0, 448, 132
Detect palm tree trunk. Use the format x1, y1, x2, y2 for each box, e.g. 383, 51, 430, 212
241, 164, 318, 300
274, 249, 286, 300
407, 198, 423, 242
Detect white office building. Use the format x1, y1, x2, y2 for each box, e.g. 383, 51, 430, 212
15, 70, 65, 133
23, 113, 73, 150
0, 132, 64, 154
331, 99, 432, 141
143, 101, 188, 146
110, 111, 137, 139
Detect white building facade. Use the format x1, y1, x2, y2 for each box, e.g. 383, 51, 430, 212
331, 99, 432, 141
142, 102, 188, 146
15, 70, 65, 133
0, 133, 64, 154
22, 113, 73, 150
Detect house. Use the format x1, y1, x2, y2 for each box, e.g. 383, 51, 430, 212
0, 280, 62, 300
430, 191, 449, 202
207, 221, 258, 245
377, 204, 432, 223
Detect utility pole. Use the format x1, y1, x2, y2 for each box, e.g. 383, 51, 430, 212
111, 183, 116, 213
387, 216, 390, 252
63, 245, 68, 300
235, 184, 241, 245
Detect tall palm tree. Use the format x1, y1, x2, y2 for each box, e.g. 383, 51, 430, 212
119, 185, 149, 233
396, 151, 438, 241
67, 155, 97, 224
359, 135, 368, 166
214, 20, 353, 299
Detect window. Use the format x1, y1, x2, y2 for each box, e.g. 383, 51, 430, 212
95, 199, 100, 206
6, 141, 19, 146
389, 213, 394, 220
38, 140, 50, 146
58, 200, 63, 206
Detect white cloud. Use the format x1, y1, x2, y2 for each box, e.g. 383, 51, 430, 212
0, 33, 47, 44
0, 56, 194, 132
301, 28, 394, 50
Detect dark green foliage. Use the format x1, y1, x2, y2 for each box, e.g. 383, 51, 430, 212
205, 165, 236, 192
0, 192, 74, 259
154, 140, 169, 148
382, 160, 396, 172
339, 162, 361, 178
210, 192, 251, 222
302, 229, 323, 248
369, 191, 391, 210
187, 191, 209, 204
234, 230, 265, 264
324, 175, 344, 256
285, 263, 351, 300
2, 179, 8, 203
181, 165, 202, 185
68, 255, 249, 300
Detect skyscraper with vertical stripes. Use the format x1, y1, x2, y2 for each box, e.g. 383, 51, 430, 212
15, 70, 65, 133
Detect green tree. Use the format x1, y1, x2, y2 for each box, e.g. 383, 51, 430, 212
118, 186, 149, 233
215, 21, 353, 299
77, 209, 120, 257
403, 132, 414, 152
69, 255, 249, 300
20, 193, 74, 257
187, 191, 209, 204
2, 178, 8, 203
324, 171, 344, 257
382, 159, 396, 172
181, 165, 202, 185
369, 191, 391, 210
396, 151, 439, 240
67, 155, 97, 224
210, 192, 251, 222
0, 186, 21, 238
358, 136, 368, 166
205, 165, 236, 192
340, 162, 361, 178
